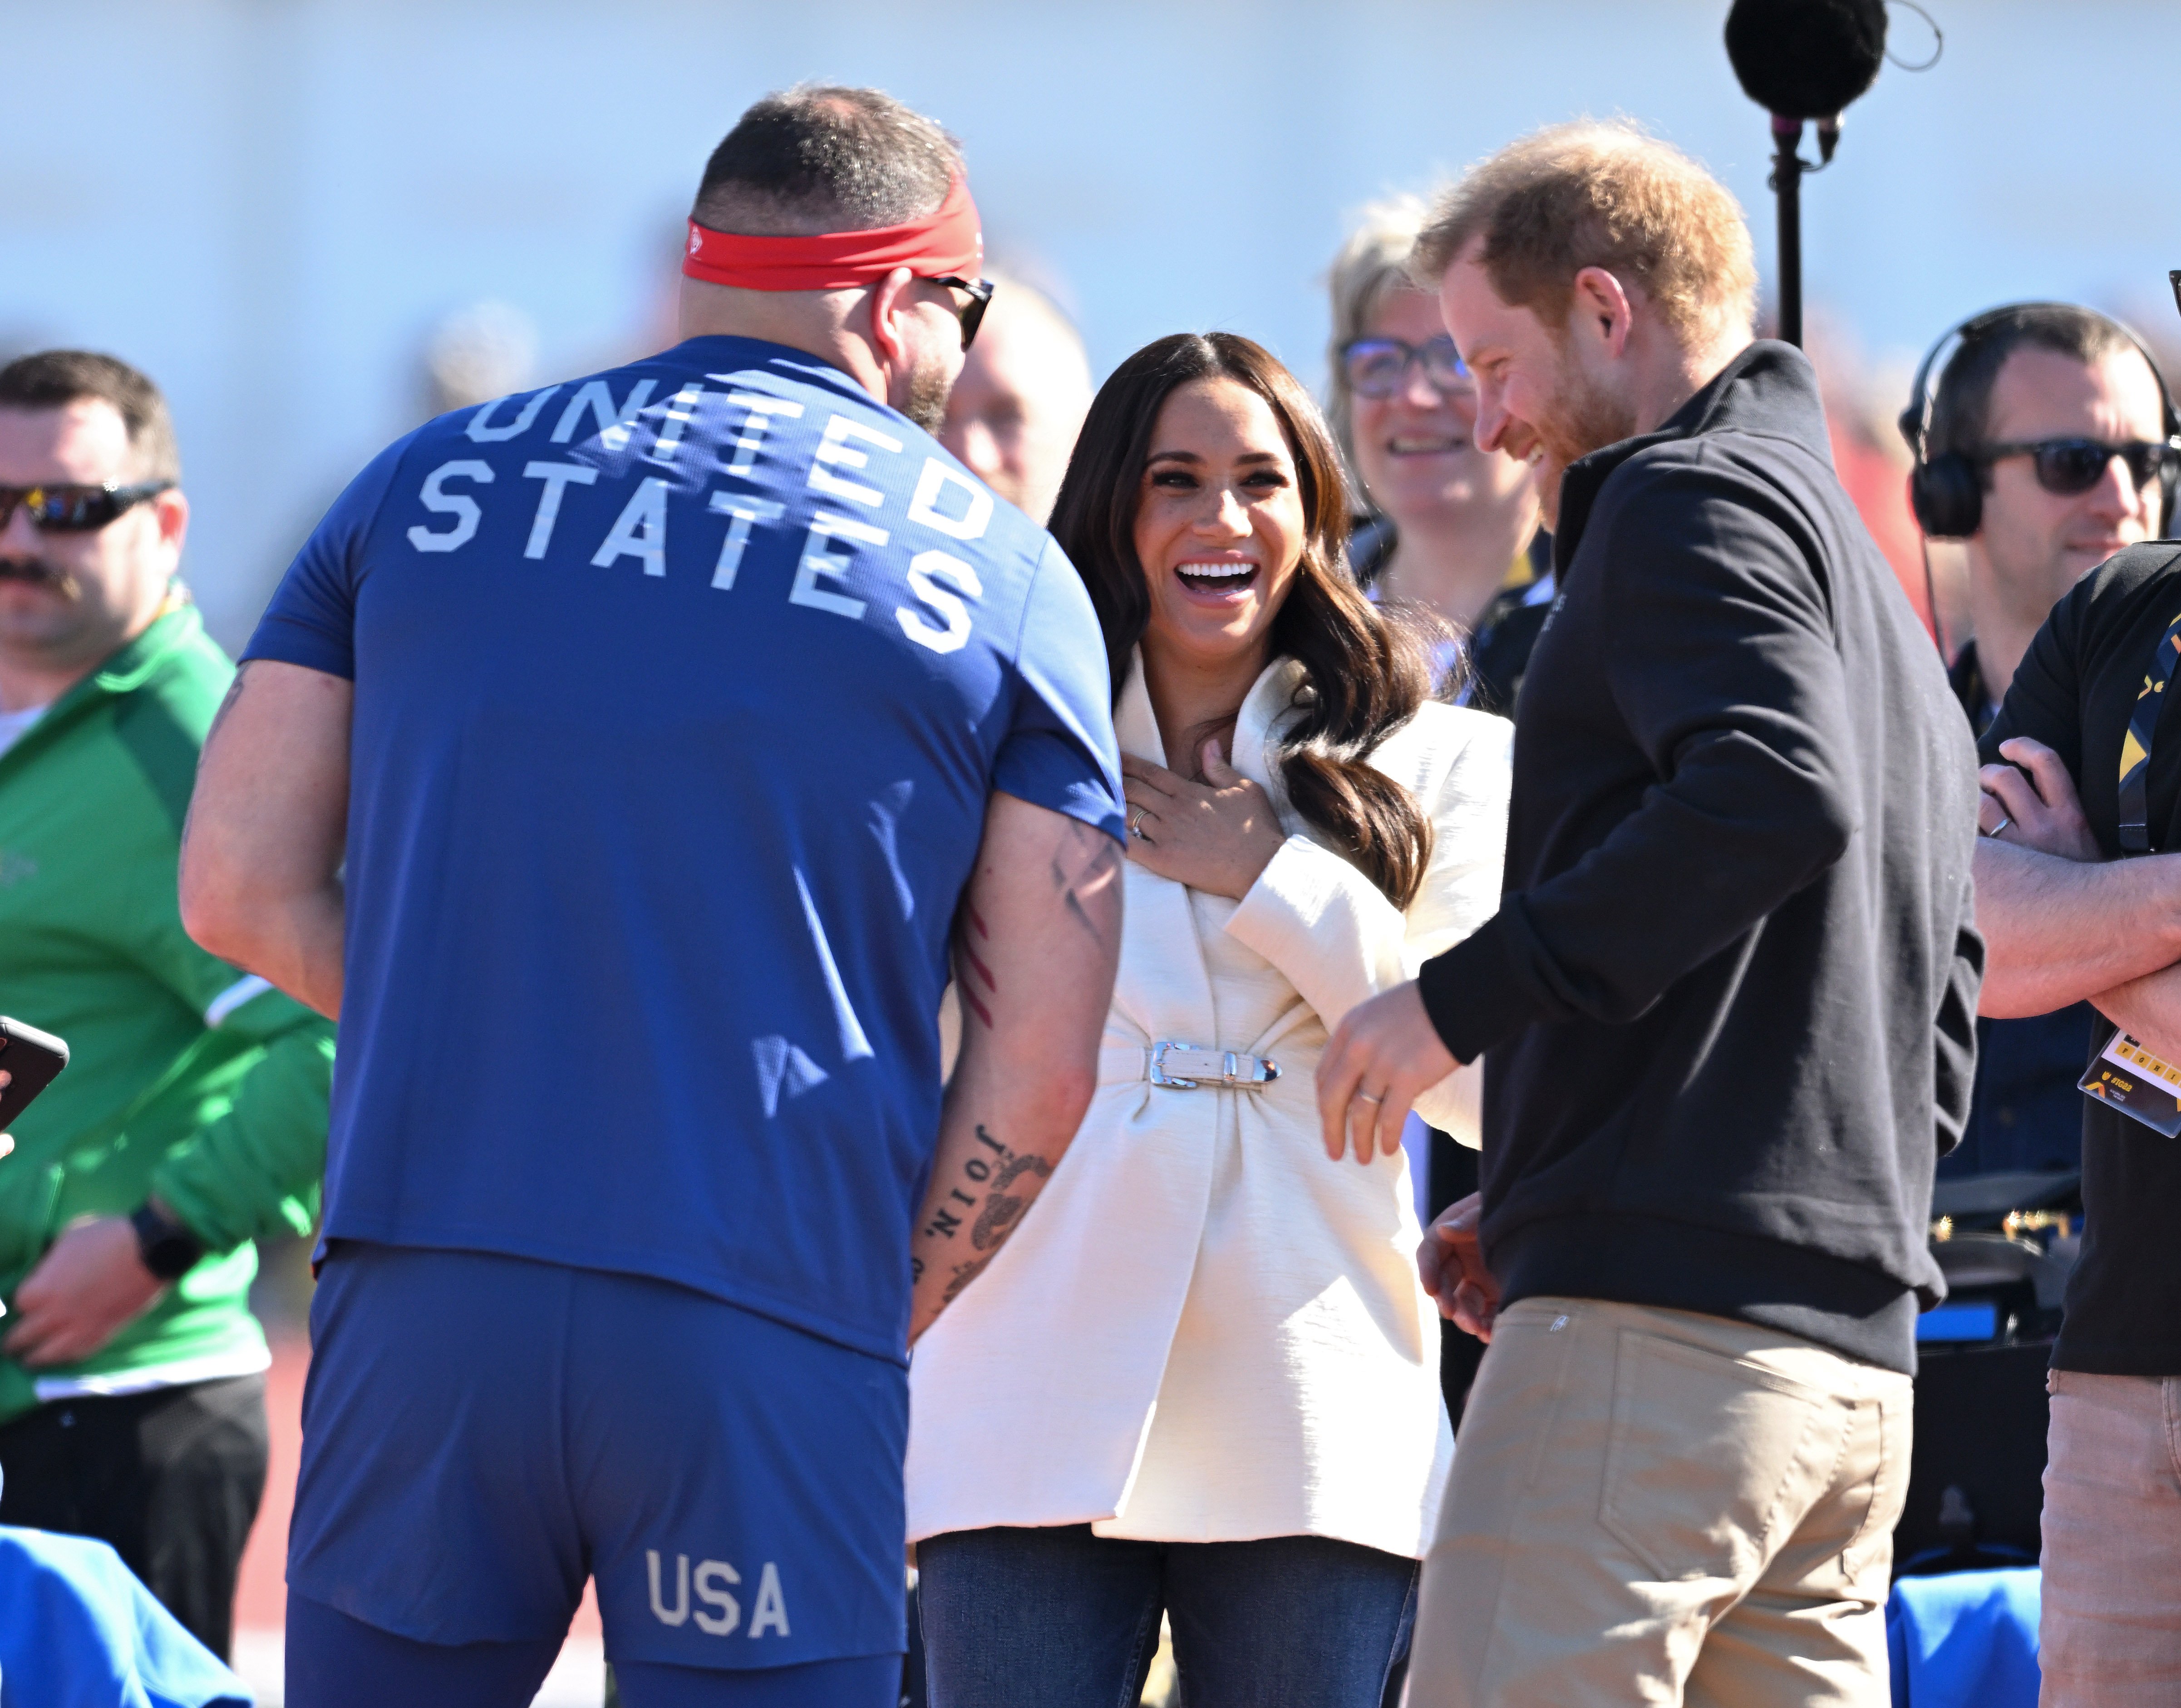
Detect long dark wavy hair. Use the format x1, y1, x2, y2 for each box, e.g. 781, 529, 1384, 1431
1049, 332, 1435, 908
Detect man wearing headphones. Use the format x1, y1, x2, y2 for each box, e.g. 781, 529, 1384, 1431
1969, 284, 2181, 1694
1903, 304, 2174, 1183
1904, 303, 2173, 731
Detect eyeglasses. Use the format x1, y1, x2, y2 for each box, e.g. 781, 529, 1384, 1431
1339, 335, 1472, 399
1979, 437, 2179, 497
929, 276, 995, 352
0, 480, 173, 534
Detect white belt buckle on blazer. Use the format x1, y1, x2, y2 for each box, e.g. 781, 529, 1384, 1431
1148, 1042, 1281, 1090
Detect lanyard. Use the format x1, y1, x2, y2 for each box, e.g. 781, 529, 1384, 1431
2119, 609, 2181, 854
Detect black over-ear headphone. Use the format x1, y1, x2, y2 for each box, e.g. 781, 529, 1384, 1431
1898, 302, 2181, 540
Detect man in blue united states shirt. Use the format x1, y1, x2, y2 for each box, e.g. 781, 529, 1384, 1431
180, 86, 1123, 1708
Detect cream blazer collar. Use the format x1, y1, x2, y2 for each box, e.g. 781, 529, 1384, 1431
1113, 650, 1310, 796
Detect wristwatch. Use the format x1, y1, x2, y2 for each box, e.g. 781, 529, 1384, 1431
129, 1200, 206, 1281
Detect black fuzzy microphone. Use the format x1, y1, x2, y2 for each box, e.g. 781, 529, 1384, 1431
1725, 0, 1889, 348
1725, 0, 1886, 124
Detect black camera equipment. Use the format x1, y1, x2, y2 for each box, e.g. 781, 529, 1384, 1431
1724, 0, 1889, 347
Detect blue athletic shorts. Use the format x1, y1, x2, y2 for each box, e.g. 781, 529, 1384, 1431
287, 1242, 907, 1679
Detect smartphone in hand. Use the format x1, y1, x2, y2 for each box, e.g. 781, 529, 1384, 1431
0, 1016, 69, 1132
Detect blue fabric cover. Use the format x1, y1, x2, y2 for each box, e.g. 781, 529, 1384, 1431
1887, 1567, 2040, 1708
0, 1524, 251, 1707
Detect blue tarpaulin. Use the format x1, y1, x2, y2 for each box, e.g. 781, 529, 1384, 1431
0, 1525, 252, 1708
1887, 1567, 2041, 1708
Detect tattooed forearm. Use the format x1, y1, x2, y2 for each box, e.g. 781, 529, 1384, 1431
971, 1149, 1052, 1250
919, 1123, 1054, 1245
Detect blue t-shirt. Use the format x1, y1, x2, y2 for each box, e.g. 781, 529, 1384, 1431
246, 335, 1123, 1361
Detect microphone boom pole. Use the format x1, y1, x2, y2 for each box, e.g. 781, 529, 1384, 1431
1771, 115, 1805, 348
1724, 0, 1888, 350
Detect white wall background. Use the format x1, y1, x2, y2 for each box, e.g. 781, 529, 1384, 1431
2, 0, 2170, 648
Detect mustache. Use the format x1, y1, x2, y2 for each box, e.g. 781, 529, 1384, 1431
0, 559, 74, 593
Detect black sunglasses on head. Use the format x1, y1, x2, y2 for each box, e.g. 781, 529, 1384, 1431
929, 276, 995, 352
0, 480, 173, 534
1979, 437, 2179, 497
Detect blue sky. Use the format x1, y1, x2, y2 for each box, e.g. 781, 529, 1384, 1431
3, 0, 2167, 645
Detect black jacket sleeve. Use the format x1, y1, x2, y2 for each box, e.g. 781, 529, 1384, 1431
1421, 456, 1858, 1062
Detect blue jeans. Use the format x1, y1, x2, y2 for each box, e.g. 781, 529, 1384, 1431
917, 1524, 1416, 1708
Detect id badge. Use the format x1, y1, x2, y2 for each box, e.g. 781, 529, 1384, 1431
2080, 1029, 2181, 1137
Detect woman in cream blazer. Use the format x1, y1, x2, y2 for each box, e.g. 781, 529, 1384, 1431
910, 332, 1511, 1708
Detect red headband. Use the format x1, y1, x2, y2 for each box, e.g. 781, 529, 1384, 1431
683, 175, 983, 292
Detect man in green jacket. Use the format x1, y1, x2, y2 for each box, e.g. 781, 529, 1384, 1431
0, 351, 332, 1661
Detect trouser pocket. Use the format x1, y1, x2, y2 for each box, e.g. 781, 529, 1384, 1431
1599, 1328, 1830, 1586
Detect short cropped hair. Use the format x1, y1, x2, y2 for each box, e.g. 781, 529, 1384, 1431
1929, 304, 2153, 461
1412, 121, 1757, 350
693, 83, 961, 237
0, 350, 180, 483
1325, 193, 1433, 474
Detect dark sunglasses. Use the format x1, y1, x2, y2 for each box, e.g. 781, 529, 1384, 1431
930, 275, 995, 352
1980, 437, 2178, 497
0, 480, 173, 534
1340, 334, 1472, 399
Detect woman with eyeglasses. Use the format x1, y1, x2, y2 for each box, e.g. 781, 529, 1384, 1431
1329, 195, 1546, 715
905, 331, 1510, 1708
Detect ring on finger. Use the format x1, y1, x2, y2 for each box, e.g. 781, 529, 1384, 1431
1357, 1089, 1384, 1105
1983, 813, 2012, 839
1128, 805, 1148, 839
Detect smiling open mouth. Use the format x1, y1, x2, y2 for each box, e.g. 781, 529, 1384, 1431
1388, 435, 1466, 455
1176, 561, 1258, 594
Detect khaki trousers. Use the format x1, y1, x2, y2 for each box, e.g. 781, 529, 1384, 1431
1407, 1296, 1911, 1708
2039, 1370, 2181, 1704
